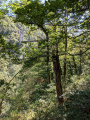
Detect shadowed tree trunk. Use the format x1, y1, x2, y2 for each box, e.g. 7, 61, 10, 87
64, 9, 68, 79
51, 25, 64, 105
64, 26, 67, 79
52, 45, 64, 105
0, 101, 3, 115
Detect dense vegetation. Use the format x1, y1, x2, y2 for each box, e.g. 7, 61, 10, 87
0, 0, 90, 120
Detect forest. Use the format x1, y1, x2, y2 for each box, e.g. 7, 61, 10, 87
0, 0, 90, 120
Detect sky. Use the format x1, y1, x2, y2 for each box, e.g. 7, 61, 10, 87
0, 0, 46, 8
6, 0, 46, 3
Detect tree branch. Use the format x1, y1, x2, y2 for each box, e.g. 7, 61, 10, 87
68, 48, 90, 56
68, 31, 90, 39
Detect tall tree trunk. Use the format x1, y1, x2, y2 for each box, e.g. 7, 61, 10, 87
64, 30, 67, 79
46, 33, 51, 83
51, 25, 64, 105
64, 9, 67, 79
64, 57, 67, 78
52, 45, 64, 105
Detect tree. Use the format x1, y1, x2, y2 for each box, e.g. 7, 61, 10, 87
10, 0, 90, 105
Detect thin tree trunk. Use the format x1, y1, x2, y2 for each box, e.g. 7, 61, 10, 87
64, 9, 67, 79
46, 34, 51, 83
64, 30, 67, 79
64, 57, 67, 78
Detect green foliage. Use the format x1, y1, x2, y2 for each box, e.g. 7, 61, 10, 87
64, 90, 90, 120
0, 0, 90, 120
29, 83, 48, 103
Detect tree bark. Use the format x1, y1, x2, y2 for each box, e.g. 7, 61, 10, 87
52, 44, 64, 105
64, 29, 67, 79
52, 53, 64, 105
64, 9, 67, 79
64, 57, 67, 78
51, 25, 64, 105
